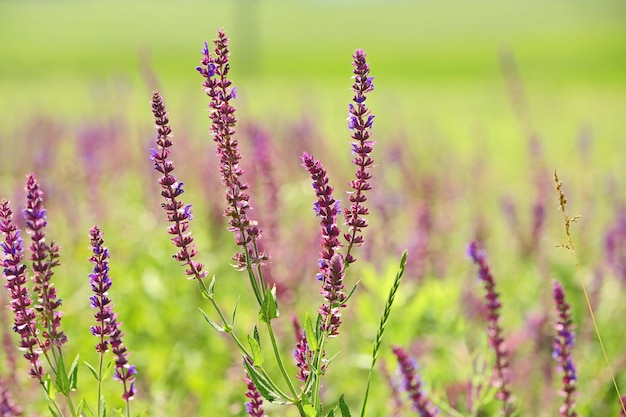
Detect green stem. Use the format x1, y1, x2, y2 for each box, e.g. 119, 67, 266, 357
264, 321, 306, 416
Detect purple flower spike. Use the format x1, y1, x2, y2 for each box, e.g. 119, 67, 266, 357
392, 346, 438, 417
294, 331, 312, 382
24, 174, 66, 350
0, 199, 44, 381
89, 226, 136, 403
319, 253, 346, 337
151, 91, 208, 281
467, 241, 514, 416
344, 48, 375, 264
198, 29, 268, 269
552, 280, 577, 417
244, 364, 266, 417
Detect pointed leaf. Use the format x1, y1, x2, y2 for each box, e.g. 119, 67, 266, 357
199, 308, 225, 332
232, 295, 241, 323
69, 354, 80, 391
248, 335, 264, 366
200, 275, 216, 300
305, 313, 319, 352
48, 406, 59, 417
253, 325, 261, 344
338, 395, 352, 417
84, 361, 99, 381
243, 359, 291, 405
327, 409, 336, 417
260, 285, 279, 323
303, 404, 317, 417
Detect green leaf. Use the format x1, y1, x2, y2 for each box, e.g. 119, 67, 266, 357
303, 404, 318, 417
102, 359, 115, 380
199, 308, 225, 332
260, 285, 279, 323
44, 374, 55, 400
248, 335, 264, 366
79, 398, 96, 417
338, 395, 352, 417
232, 295, 241, 323
200, 275, 216, 299
55, 357, 71, 395
253, 325, 261, 344
69, 354, 80, 391
304, 313, 319, 352
243, 359, 291, 405
48, 406, 59, 417
327, 409, 336, 417
84, 361, 99, 381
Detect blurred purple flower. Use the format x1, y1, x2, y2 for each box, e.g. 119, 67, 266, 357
0, 199, 44, 381
344, 49, 375, 264
89, 225, 136, 402
552, 279, 577, 417
151, 91, 207, 281
0, 378, 21, 416
605, 206, 626, 285
392, 346, 438, 417
24, 174, 66, 350
467, 241, 514, 416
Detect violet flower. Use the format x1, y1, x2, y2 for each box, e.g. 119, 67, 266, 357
244, 374, 266, 417
151, 91, 208, 281
344, 49, 375, 264
197, 29, 268, 270
294, 331, 311, 382
0, 199, 44, 381
24, 174, 66, 350
467, 241, 514, 416
392, 345, 438, 417
89, 226, 136, 402
301, 153, 346, 336
552, 279, 577, 417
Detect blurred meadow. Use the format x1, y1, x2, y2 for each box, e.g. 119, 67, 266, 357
1, 0, 626, 415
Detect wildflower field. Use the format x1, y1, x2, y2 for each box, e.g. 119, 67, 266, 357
1, 0, 626, 416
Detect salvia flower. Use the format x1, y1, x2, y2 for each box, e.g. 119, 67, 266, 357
294, 331, 311, 382
197, 29, 268, 269
244, 361, 266, 417
344, 48, 375, 264
0, 199, 44, 381
301, 153, 347, 336
151, 91, 208, 281
467, 241, 514, 416
89, 226, 136, 402
552, 279, 577, 417
392, 346, 438, 417
301, 152, 341, 279
24, 174, 66, 350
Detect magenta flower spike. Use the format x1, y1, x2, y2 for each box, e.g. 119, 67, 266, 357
0, 199, 44, 381
467, 241, 514, 416
244, 374, 266, 417
392, 346, 438, 417
89, 226, 136, 402
552, 279, 577, 417
344, 49, 375, 264
24, 174, 66, 350
197, 29, 268, 270
151, 91, 208, 281
301, 153, 346, 336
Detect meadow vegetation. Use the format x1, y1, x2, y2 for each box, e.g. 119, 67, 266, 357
0, 1, 626, 416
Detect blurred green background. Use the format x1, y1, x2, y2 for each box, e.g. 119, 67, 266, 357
1, 0, 626, 416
